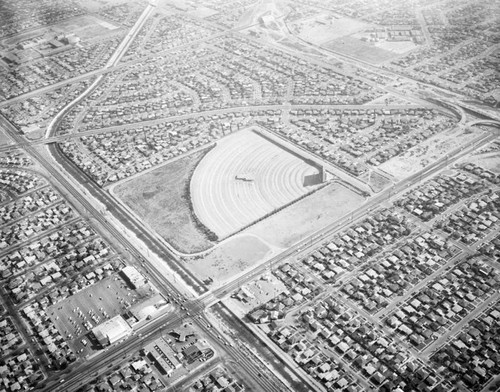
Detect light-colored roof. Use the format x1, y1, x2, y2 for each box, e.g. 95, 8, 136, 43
121, 265, 146, 287
92, 315, 131, 344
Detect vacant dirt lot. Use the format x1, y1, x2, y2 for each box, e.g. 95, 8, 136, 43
379, 126, 486, 180
248, 182, 365, 248
0, 129, 11, 146
324, 35, 397, 63
295, 16, 368, 45
185, 234, 276, 286
461, 150, 500, 173
113, 149, 214, 253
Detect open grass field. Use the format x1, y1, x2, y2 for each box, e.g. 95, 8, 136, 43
379, 126, 487, 180
190, 128, 321, 239
247, 182, 365, 248
113, 149, 214, 253
323, 35, 398, 64
48, 275, 138, 355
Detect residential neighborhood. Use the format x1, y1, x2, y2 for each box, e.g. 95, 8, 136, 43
0, 0, 498, 391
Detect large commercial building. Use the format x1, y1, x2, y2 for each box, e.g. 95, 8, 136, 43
144, 337, 181, 376
92, 315, 132, 346
121, 266, 146, 289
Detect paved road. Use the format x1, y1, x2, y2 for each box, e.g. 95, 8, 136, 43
1, 4, 498, 389
0, 9, 324, 389
44, 1, 157, 140
0, 6, 266, 111
48, 103, 424, 141
2, 92, 498, 392
202, 127, 497, 306
0, 114, 291, 392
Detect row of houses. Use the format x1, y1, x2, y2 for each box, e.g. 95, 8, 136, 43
396, 172, 487, 222
5, 237, 116, 305
248, 263, 321, 324
461, 162, 500, 185
342, 232, 455, 313
189, 366, 246, 392
23, 300, 77, 369
0, 31, 122, 102
0, 152, 32, 167
386, 258, 500, 351
431, 302, 500, 391
390, 2, 499, 104
0, 349, 44, 392
283, 109, 453, 177
0, 201, 74, 251
0, 80, 88, 135
0, 168, 44, 195
1, 220, 94, 279
439, 191, 500, 245
86, 357, 165, 392
61, 112, 257, 186
125, 14, 220, 59
301, 209, 412, 279
269, 293, 441, 391
0, 316, 24, 358
0, 186, 60, 226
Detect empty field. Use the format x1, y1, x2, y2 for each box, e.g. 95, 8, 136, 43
186, 182, 365, 286
113, 149, 214, 253
185, 234, 275, 286
247, 181, 365, 248
323, 36, 398, 63
0, 128, 11, 146
52, 15, 119, 39
374, 39, 417, 54
379, 126, 486, 180
190, 128, 322, 239
295, 16, 368, 45
463, 151, 500, 173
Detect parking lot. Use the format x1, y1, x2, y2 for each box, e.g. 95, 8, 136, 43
48, 274, 139, 355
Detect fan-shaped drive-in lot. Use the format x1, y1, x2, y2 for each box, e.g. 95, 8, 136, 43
190, 128, 321, 239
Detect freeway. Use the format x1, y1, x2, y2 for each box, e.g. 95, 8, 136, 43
1, 101, 497, 390
0, 113, 293, 392
0, 3, 267, 111
0, 102, 427, 152
105, 0, 157, 68
0, 2, 498, 388
203, 125, 499, 306
1, 93, 498, 392
44, 0, 156, 140
0, 5, 312, 389
46, 140, 206, 292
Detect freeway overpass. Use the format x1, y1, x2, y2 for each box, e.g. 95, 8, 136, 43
1, 113, 298, 392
